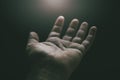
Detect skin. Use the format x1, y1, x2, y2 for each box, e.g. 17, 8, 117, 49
26, 16, 97, 80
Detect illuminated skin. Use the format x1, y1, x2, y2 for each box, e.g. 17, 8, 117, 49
26, 16, 97, 80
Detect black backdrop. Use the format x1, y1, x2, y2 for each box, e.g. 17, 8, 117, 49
1, 0, 120, 80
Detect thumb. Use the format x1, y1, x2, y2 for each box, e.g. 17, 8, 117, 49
28, 32, 39, 43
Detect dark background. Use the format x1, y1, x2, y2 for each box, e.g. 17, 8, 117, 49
1, 0, 120, 80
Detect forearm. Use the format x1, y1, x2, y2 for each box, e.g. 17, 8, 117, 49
26, 67, 67, 80
26, 61, 70, 80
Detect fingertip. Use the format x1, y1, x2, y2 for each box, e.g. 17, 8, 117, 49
80, 21, 89, 31
70, 18, 79, 27
82, 22, 88, 25
89, 26, 97, 35
72, 18, 79, 24
30, 32, 37, 35
73, 18, 79, 22
29, 32, 39, 41
58, 16, 64, 19
58, 16, 65, 22
55, 16, 65, 26
91, 26, 97, 31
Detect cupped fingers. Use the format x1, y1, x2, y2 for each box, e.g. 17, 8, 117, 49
63, 19, 79, 41
82, 26, 97, 51
72, 22, 89, 43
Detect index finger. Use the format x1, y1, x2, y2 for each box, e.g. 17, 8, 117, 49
48, 16, 64, 38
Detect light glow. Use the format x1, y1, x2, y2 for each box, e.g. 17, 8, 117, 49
42, 0, 69, 7
38, 0, 72, 13
28, 0, 87, 17
43, 0, 66, 7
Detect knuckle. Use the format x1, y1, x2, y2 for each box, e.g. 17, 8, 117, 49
77, 30, 85, 37
83, 40, 90, 44
66, 28, 75, 36
88, 35, 93, 38
74, 37, 81, 40
86, 35, 93, 41
78, 29, 84, 33
53, 25, 61, 32
26, 43, 36, 51
63, 35, 72, 40
49, 32, 60, 37
69, 43, 85, 55
72, 37, 82, 43
47, 37, 60, 41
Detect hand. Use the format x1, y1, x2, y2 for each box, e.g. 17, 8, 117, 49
26, 16, 97, 80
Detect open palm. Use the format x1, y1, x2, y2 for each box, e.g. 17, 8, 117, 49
26, 16, 97, 75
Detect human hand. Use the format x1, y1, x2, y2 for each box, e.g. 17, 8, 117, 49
26, 16, 97, 80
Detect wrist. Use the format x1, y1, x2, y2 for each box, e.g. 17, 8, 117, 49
26, 60, 70, 80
